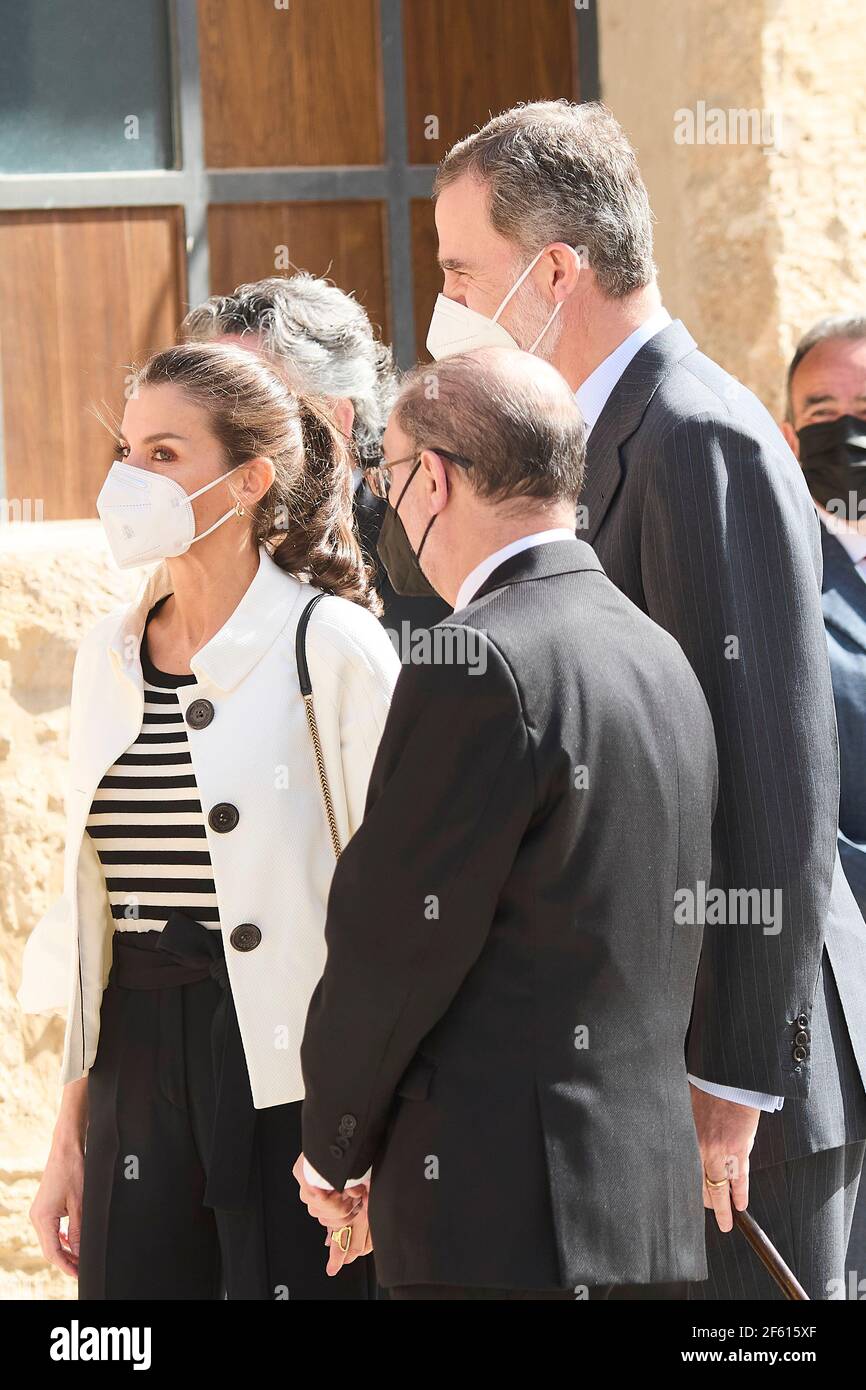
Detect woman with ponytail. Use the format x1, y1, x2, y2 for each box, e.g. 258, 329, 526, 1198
19, 341, 401, 1300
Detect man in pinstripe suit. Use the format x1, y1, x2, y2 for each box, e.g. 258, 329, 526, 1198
428, 100, 866, 1298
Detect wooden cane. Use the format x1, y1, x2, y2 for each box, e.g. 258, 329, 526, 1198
732, 1207, 810, 1299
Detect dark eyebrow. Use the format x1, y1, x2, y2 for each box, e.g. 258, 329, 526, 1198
801, 393, 837, 408
437, 256, 471, 273
140, 433, 189, 444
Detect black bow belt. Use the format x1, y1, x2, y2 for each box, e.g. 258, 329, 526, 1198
111, 910, 256, 1213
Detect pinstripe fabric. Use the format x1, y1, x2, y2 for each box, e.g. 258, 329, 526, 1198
689, 1143, 864, 1300
581, 321, 866, 1296
749, 952, 866, 1169
819, 522, 866, 1284
581, 320, 866, 1165
846, 1155, 866, 1293
821, 522, 866, 918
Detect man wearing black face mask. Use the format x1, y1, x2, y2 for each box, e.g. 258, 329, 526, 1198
782, 317, 866, 1288
781, 316, 866, 920
298, 347, 719, 1299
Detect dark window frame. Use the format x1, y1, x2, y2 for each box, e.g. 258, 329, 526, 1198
0, 0, 599, 499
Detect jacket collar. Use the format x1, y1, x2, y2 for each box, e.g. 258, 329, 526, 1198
820, 521, 866, 654
108, 544, 306, 692
580, 319, 697, 544
468, 537, 604, 605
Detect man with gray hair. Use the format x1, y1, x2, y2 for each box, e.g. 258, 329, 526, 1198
297, 346, 718, 1299
424, 99, 866, 1300
182, 274, 450, 635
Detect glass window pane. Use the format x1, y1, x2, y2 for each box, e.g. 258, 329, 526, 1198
0, 0, 175, 173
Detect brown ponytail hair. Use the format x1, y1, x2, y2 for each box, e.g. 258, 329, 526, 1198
133, 341, 380, 614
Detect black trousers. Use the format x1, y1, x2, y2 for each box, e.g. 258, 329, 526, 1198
689, 1142, 865, 1301
77, 920, 376, 1301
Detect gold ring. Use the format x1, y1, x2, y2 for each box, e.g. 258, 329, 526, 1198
331, 1225, 352, 1253
704, 1173, 729, 1189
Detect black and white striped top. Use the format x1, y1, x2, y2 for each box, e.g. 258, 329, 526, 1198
86, 596, 220, 932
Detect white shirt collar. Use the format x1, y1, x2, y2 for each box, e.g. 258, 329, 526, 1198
454, 529, 578, 612
816, 503, 866, 570
575, 307, 673, 435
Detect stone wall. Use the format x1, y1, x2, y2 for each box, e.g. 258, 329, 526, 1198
0, 524, 137, 1298
598, 0, 866, 418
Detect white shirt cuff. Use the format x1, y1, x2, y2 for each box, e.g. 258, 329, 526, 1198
302, 1158, 371, 1190
688, 1074, 784, 1112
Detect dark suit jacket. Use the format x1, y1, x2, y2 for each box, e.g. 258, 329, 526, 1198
301, 540, 718, 1290
821, 522, 866, 918
581, 320, 866, 1170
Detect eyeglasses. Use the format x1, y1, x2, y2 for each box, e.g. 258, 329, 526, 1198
361, 447, 474, 500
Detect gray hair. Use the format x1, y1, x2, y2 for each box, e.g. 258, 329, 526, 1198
394, 348, 585, 507
181, 274, 397, 455
785, 314, 866, 420
434, 100, 656, 299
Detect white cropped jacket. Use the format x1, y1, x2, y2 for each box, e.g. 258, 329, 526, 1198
17, 544, 401, 1108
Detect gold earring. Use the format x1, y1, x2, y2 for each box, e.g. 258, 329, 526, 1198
235, 500, 246, 517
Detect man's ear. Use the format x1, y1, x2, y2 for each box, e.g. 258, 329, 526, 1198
419, 448, 451, 515
780, 420, 800, 458
549, 242, 583, 300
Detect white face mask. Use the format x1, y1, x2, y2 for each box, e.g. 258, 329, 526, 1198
96, 459, 246, 570
426, 244, 579, 361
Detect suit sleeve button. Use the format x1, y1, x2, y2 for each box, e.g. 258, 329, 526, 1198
794, 1030, 809, 1046
792, 1044, 808, 1062
796, 1014, 809, 1029
329, 1145, 344, 1160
